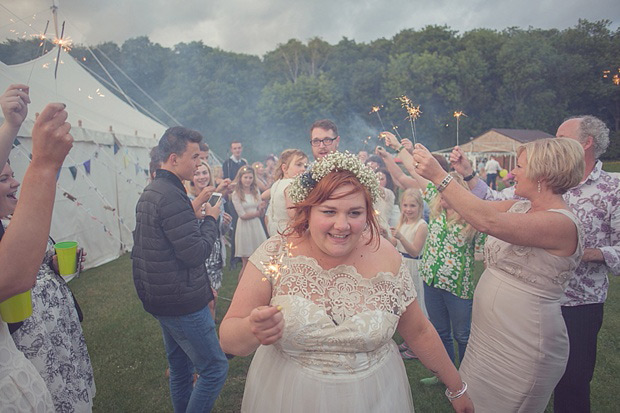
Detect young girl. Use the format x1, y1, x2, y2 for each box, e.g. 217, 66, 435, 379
391, 189, 428, 359
232, 165, 268, 279
263, 149, 308, 236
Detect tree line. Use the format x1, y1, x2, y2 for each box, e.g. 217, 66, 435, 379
1, 19, 618, 160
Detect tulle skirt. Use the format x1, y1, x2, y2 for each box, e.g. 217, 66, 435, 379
241, 342, 414, 412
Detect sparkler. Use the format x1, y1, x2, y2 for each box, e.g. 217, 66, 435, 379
260, 242, 294, 283
453, 111, 467, 146
369, 105, 386, 131
602, 68, 620, 86
54, 21, 66, 79
398, 95, 422, 145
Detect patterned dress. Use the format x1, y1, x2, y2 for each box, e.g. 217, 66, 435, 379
241, 235, 417, 412
11, 238, 95, 413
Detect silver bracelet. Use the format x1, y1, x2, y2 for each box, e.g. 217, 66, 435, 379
445, 381, 468, 401
436, 174, 453, 192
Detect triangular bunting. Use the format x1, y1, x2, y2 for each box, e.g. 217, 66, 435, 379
134, 163, 140, 175
12, 138, 20, 146
69, 166, 78, 180
84, 159, 91, 174
56, 168, 61, 181
113, 142, 120, 154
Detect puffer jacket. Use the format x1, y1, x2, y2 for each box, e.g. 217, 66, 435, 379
132, 169, 218, 316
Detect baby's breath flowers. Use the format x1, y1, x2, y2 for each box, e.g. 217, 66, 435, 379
288, 151, 381, 204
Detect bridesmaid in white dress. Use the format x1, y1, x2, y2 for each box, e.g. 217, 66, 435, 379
391, 188, 429, 359
232, 165, 267, 279
263, 149, 308, 236
413, 138, 585, 412
220, 152, 473, 413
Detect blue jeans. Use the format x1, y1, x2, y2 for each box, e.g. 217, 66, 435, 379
424, 283, 472, 364
155, 306, 229, 413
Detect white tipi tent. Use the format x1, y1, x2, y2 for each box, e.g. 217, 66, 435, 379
0, 50, 166, 269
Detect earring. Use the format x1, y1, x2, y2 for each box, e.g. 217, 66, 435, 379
537, 180, 541, 193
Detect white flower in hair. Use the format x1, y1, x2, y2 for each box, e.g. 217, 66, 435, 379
288, 151, 381, 204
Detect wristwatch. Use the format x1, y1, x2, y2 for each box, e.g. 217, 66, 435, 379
463, 170, 477, 181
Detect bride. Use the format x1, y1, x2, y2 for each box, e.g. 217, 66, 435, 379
219, 152, 473, 412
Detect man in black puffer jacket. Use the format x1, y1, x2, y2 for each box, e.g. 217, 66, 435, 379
132, 126, 228, 412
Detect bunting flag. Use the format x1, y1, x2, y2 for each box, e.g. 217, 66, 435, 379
113, 142, 120, 154
134, 163, 141, 175
69, 166, 78, 180
123, 155, 129, 169
12, 138, 20, 146
84, 159, 91, 174
56, 168, 61, 181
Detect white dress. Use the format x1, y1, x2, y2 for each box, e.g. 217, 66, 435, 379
395, 220, 428, 318
232, 191, 267, 257
266, 178, 293, 236
0, 320, 55, 412
242, 235, 417, 412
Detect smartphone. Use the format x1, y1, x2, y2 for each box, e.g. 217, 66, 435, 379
75, 248, 84, 277
208, 192, 222, 207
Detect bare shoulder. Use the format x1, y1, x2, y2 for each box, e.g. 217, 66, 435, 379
357, 236, 402, 275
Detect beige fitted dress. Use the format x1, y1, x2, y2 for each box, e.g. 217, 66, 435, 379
459, 201, 583, 412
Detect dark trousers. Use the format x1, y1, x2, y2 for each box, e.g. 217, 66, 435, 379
554, 303, 604, 413
486, 173, 498, 190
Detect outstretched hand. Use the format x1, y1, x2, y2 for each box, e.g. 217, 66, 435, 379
412, 143, 447, 183
0, 84, 30, 128
249, 305, 284, 345
379, 131, 400, 150
449, 146, 473, 176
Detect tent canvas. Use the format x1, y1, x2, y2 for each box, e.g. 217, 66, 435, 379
0, 50, 166, 269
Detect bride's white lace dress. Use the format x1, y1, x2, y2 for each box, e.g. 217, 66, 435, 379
242, 235, 417, 412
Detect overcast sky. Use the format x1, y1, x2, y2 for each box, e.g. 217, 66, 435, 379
2, 0, 619, 56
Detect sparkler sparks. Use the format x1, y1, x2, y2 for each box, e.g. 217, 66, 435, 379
397, 95, 421, 145
369, 104, 386, 130
260, 242, 295, 283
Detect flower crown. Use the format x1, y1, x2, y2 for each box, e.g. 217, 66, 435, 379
288, 151, 381, 204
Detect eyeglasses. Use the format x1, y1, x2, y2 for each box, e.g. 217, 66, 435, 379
310, 137, 337, 147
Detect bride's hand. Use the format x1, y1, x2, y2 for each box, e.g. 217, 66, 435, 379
249, 305, 284, 345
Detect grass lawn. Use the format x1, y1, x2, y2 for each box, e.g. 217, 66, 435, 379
69, 254, 619, 413
602, 160, 620, 173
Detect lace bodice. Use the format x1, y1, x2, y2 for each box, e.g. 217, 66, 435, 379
484, 201, 584, 299
249, 235, 416, 376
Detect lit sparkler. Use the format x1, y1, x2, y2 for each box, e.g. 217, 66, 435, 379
398, 95, 422, 145
260, 242, 294, 283
369, 105, 386, 131
453, 111, 467, 146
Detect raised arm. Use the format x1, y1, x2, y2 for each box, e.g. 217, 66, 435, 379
0, 103, 73, 301
220, 261, 284, 356
392, 222, 428, 257
413, 144, 578, 255
0, 84, 30, 169
375, 145, 420, 189
381, 131, 429, 189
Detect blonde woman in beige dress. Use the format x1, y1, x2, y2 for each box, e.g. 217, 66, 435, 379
412, 138, 585, 412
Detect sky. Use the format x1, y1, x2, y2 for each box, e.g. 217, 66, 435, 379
2, 0, 619, 56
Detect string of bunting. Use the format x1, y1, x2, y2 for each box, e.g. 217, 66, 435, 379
11, 139, 131, 242
13, 136, 150, 192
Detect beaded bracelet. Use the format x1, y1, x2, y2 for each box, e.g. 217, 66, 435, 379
436, 174, 453, 192
445, 381, 468, 401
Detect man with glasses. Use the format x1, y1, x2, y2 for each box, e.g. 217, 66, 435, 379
310, 119, 340, 160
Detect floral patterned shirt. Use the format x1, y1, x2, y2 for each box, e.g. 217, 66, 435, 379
479, 161, 620, 306
419, 183, 485, 299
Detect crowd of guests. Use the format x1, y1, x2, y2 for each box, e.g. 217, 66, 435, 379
1, 79, 618, 413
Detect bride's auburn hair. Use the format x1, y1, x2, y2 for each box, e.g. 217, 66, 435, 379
285, 170, 380, 246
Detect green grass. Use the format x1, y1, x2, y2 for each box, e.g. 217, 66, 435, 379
70, 256, 619, 412
602, 161, 620, 173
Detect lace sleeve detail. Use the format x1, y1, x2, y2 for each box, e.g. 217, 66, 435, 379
508, 200, 531, 214
398, 261, 417, 315
248, 235, 286, 285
